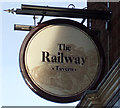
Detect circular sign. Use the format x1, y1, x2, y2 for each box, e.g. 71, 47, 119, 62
19, 19, 104, 103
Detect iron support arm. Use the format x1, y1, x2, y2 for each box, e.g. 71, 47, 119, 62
6, 4, 111, 20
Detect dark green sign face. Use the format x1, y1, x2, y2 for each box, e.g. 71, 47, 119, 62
19, 19, 104, 103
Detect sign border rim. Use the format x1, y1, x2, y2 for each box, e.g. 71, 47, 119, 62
19, 18, 105, 103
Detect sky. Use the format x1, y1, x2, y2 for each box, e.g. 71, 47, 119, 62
0, 0, 87, 106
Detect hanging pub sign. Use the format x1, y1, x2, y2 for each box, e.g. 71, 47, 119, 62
19, 19, 104, 103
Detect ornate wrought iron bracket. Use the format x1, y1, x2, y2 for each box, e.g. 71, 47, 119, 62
4, 4, 112, 31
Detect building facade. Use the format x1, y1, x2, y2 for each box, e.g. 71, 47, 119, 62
76, 2, 120, 107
